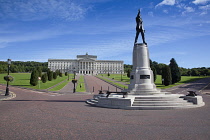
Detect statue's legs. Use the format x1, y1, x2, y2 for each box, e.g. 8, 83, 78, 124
140, 31, 146, 44
134, 31, 139, 43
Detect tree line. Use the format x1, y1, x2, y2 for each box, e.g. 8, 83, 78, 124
0, 61, 48, 73
30, 68, 66, 86
124, 62, 210, 77
1, 60, 209, 86
124, 58, 210, 86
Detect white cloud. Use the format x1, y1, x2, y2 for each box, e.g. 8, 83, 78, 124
199, 4, 210, 15
163, 10, 169, 13
0, 42, 8, 48
182, 6, 195, 15
0, 27, 73, 48
0, 0, 88, 21
192, 0, 210, 5
199, 4, 210, 10
148, 12, 154, 17
156, 0, 176, 7
184, 6, 195, 12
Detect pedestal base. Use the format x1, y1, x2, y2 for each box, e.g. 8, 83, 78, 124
86, 94, 205, 110
127, 43, 159, 95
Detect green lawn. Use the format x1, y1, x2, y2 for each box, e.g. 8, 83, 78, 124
0, 73, 31, 86
76, 75, 86, 92
48, 80, 69, 91
97, 75, 128, 89
47, 74, 74, 91
100, 74, 130, 84
0, 73, 71, 90
1, 73, 208, 91
155, 75, 208, 89
98, 74, 208, 89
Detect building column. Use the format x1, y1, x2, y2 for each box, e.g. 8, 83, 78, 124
81, 62, 84, 74
84, 62, 86, 74
88, 62, 89, 74
79, 62, 81, 74
90, 62, 92, 74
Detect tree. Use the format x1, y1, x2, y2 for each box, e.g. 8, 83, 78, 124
53, 72, 57, 79
48, 71, 53, 81
65, 72, 68, 76
187, 70, 191, 76
55, 70, 60, 76
202, 69, 210, 76
191, 69, 199, 76
37, 67, 42, 77
156, 63, 165, 75
0, 61, 48, 73
151, 67, 157, 82
127, 69, 131, 78
124, 64, 132, 73
41, 73, 47, 83
150, 59, 157, 82
107, 73, 110, 77
30, 69, 39, 86
169, 58, 181, 84
162, 65, 172, 86
59, 72, 63, 77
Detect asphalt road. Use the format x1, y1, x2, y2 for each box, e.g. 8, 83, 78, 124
0, 77, 210, 140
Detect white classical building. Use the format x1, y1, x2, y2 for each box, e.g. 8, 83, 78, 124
48, 53, 124, 75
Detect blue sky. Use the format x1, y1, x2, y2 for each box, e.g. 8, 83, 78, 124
0, 0, 210, 68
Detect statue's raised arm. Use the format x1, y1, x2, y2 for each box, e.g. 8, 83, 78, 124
134, 9, 147, 45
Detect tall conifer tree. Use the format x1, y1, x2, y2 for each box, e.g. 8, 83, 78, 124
162, 65, 172, 86
30, 69, 38, 86
169, 58, 181, 84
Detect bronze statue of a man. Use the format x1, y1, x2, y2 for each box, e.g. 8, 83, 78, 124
134, 9, 147, 45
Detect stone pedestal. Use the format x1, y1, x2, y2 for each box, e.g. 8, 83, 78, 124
127, 43, 160, 94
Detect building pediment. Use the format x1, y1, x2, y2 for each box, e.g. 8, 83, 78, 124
78, 58, 96, 62
77, 53, 97, 60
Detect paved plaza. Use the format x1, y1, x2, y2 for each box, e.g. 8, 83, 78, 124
0, 77, 210, 140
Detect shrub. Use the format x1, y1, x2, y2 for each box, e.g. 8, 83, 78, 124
30, 69, 38, 86
53, 72, 57, 79
162, 65, 172, 86
41, 73, 47, 83
48, 71, 53, 81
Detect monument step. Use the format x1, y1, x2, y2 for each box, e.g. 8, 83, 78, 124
86, 99, 98, 105
91, 99, 98, 103
134, 96, 181, 100
126, 105, 198, 110
134, 98, 184, 101
132, 102, 192, 106
133, 100, 190, 104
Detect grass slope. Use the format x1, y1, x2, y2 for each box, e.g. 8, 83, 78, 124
0, 73, 72, 90
99, 74, 208, 89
